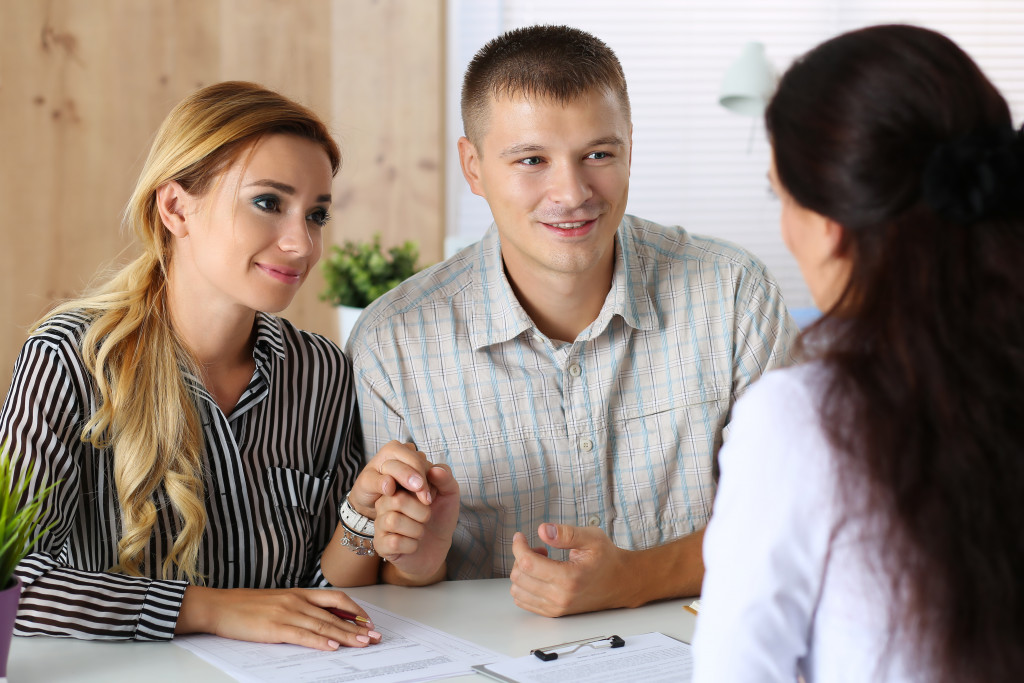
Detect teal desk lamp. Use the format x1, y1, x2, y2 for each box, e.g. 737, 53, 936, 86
719, 42, 776, 116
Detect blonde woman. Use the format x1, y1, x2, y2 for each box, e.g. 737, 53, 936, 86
0, 82, 458, 649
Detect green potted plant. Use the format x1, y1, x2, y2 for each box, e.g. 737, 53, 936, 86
0, 440, 56, 677
320, 234, 422, 346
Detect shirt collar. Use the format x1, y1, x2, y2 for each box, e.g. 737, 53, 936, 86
252, 311, 285, 362
469, 216, 659, 350
470, 226, 533, 350
601, 216, 660, 335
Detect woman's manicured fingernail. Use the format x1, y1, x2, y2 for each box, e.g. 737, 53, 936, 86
328, 640, 340, 648
356, 635, 370, 643
409, 475, 424, 490
369, 630, 382, 639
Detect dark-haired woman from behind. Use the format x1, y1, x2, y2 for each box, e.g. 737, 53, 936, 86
693, 25, 1024, 682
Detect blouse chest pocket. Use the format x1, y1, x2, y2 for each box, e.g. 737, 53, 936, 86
266, 466, 331, 587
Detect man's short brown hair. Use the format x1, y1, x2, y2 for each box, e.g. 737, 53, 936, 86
460, 25, 631, 147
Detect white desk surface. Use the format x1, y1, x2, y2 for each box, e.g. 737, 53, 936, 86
8, 578, 697, 682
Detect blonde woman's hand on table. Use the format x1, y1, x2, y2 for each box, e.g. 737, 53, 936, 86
176, 586, 382, 650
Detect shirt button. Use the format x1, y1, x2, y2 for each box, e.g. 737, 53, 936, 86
568, 363, 581, 377
579, 437, 594, 452
587, 515, 601, 527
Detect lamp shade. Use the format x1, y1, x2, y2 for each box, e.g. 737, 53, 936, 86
719, 42, 776, 116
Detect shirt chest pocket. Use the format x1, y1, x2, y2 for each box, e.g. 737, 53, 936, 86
267, 466, 331, 586
605, 394, 728, 548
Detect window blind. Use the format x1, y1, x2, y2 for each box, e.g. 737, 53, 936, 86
446, 0, 1024, 307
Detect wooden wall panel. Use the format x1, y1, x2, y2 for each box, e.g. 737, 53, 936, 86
0, 0, 444, 395
330, 0, 445, 255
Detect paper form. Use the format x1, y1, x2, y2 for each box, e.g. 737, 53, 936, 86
472, 632, 692, 683
174, 601, 505, 683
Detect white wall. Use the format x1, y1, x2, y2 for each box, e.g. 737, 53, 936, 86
446, 0, 1024, 309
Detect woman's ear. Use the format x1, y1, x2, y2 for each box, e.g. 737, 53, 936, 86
823, 217, 847, 258
156, 181, 190, 238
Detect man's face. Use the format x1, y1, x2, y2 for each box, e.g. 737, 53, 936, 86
458, 88, 632, 287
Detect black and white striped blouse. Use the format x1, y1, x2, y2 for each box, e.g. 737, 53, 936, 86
1, 310, 362, 641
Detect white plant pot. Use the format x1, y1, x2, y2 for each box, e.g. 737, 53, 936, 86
337, 305, 365, 350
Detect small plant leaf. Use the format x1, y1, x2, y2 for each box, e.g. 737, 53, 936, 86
319, 234, 423, 308
0, 440, 60, 588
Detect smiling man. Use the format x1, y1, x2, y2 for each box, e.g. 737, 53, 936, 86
347, 24, 797, 616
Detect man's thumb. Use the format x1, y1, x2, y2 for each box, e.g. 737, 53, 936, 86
539, 523, 584, 548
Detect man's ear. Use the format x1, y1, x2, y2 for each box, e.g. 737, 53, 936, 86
156, 181, 191, 238
457, 136, 485, 198
628, 123, 634, 170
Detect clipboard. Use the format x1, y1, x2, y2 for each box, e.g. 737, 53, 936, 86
471, 632, 694, 683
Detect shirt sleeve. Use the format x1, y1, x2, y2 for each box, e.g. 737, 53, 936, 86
1, 335, 187, 641
692, 369, 834, 682
729, 260, 799, 405
347, 325, 412, 462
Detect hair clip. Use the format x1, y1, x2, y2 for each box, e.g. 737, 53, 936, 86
531, 634, 625, 661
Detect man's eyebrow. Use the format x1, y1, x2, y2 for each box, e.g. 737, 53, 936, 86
498, 136, 627, 159
499, 143, 545, 159
588, 135, 626, 148
245, 179, 331, 203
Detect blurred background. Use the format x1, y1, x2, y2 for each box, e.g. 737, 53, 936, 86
2, 0, 1022, 392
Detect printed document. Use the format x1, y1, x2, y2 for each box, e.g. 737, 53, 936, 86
175, 601, 504, 683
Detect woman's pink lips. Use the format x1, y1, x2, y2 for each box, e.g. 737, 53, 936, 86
540, 218, 597, 238
257, 263, 303, 284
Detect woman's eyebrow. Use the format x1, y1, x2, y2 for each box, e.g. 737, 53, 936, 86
245, 179, 331, 203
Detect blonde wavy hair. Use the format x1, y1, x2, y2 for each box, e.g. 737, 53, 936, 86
37, 81, 341, 582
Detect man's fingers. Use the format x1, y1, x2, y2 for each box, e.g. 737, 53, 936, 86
537, 522, 591, 549
375, 530, 423, 557
369, 442, 435, 503
509, 559, 572, 617
425, 465, 458, 496
511, 531, 559, 575
376, 489, 432, 525
378, 459, 429, 497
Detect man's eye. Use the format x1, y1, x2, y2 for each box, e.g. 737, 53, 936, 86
520, 157, 543, 166
253, 195, 280, 212
588, 152, 609, 160
308, 208, 331, 227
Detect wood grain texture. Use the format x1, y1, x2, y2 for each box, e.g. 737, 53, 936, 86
0, 0, 444, 395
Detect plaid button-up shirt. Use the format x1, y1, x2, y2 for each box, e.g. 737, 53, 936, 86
348, 215, 797, 579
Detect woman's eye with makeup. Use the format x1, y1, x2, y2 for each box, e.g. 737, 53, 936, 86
307, 208, 331, 227
253, 195, 280, 213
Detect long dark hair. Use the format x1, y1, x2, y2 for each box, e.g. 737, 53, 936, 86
766, 25, 1024, 681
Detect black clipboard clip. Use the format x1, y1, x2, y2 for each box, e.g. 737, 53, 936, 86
531, 634, 625, 661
